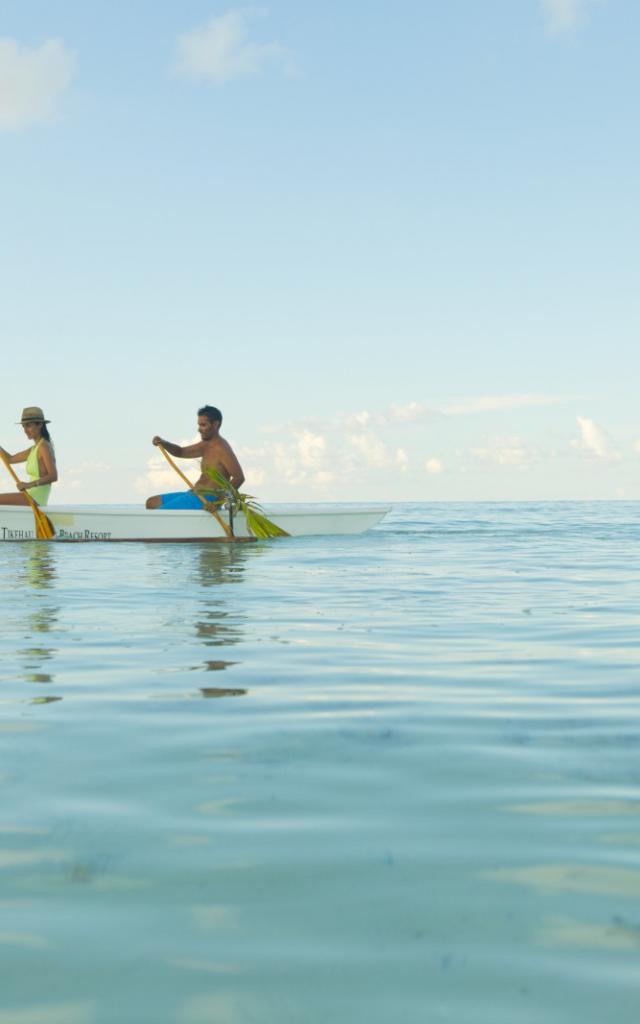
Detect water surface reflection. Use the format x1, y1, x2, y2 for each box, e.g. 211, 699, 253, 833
191, 544, 263, 672
17, 546, 60, 690
199, 687, 247, 699
155, 542, 262, 693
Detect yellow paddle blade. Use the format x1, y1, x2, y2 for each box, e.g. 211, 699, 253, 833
34, 507, 55, 540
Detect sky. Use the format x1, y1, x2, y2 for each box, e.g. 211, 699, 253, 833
1, 0, 639, 503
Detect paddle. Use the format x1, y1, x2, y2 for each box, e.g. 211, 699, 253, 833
0, 453, 55, 539
157, 445, 234, 539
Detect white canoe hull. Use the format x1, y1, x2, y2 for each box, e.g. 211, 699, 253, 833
0, 504, 389, 542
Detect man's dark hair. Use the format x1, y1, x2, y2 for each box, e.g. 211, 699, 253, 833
198, 405, 222, 425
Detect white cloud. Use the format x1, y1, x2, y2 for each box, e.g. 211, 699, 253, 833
542, 0, 593, 34
345, 410, 371, 429
134, 437, 200, 495
296, 430, 326, 468
470, 437, 538, 467
237, 435, 336, 492
134, 458, 196, 496
0, 38, 75, 130
387, 401, 426, 424
347, 432, 388, 467
571, 416, 620, 461
265, 436, 328, 487
443, 394, 565, 416
395, 448, 409, 472
425, 457, 443, 475
243, 466, 266, 489
271, 441, 303, 484
175, 10, 289, 82
237, 441, 289, 492
633, 440, 640, 456
265, 401, 428, 439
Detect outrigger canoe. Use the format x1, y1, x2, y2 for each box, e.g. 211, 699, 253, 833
0, 504, 389, 542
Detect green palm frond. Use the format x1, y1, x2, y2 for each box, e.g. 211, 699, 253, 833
205, 467, 289, 539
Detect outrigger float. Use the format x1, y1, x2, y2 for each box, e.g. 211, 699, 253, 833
0, 504, 389, 542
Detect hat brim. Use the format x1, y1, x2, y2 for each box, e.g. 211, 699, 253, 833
17, 419, 51, 425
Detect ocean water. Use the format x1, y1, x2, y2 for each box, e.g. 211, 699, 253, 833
1, 502, 639, 1024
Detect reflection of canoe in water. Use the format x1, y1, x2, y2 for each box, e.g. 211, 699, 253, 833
0, 504, 390, 542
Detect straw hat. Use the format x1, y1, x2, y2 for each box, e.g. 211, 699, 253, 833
17, 406, 51, 424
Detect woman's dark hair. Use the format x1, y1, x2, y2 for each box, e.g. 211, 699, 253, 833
198, 405, 222, 424
41, 423, 52, 442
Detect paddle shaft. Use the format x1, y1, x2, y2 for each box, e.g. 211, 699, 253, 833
157, 445, 233, 539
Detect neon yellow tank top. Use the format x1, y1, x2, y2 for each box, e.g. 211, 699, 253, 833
25, 441, 52, 506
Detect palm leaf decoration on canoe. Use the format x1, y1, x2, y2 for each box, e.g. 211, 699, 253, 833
205, 467, 289, 539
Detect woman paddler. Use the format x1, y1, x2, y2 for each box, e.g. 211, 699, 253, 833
0, 406, 58, 506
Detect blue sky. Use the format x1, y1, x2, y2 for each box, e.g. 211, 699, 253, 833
1, 0, 639, 502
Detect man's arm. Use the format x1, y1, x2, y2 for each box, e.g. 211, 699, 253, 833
152, 436, 203, 459
220, 442, 245, 490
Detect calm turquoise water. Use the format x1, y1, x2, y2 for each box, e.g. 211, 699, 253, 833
1, 502, 639, 1024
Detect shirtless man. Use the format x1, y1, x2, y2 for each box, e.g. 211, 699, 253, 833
145, 405, 245, 510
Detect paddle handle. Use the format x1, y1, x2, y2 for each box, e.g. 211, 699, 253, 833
157, 445, 233, 538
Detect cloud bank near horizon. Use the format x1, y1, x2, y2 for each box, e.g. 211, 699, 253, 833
125, 402, 632, 502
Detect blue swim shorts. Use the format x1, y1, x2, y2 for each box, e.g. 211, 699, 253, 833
159, 491, 220, 510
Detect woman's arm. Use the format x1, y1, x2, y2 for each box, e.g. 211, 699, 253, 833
0, 446, 31, 464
